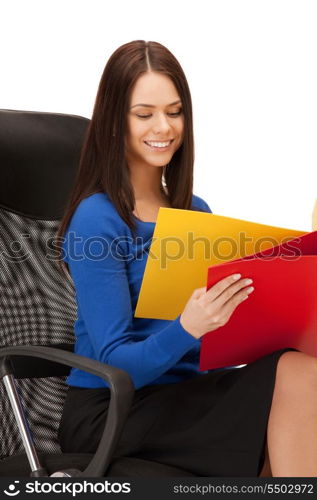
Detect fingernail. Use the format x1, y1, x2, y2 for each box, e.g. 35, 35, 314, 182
247, 286, 254, 293
245, 279, 253, 285
233, 274, 241, 280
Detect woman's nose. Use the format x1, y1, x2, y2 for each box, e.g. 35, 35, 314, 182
152, 113, 172, 134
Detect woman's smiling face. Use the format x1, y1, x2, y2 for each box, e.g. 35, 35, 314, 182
126, 71, 184, 169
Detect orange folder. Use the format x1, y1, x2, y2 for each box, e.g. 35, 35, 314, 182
200, 231, 317, 370
135, 208, 305, 321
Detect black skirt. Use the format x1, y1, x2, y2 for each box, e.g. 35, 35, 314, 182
58, 347, 296, 477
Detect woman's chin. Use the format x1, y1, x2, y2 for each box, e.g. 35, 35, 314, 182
143, 153, 173, 166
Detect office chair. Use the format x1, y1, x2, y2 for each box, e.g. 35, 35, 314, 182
0, 109, 195, 477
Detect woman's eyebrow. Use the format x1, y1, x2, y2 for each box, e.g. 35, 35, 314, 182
130, 99, 182, 109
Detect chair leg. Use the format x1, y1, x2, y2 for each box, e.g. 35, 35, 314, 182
1, 374, 48, 476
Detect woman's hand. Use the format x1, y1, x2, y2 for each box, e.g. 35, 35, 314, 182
180, 274, 254, 339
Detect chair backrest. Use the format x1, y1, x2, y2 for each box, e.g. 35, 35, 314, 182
0, 109, 89, 459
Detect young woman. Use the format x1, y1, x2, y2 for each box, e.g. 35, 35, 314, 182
57, 40, 317, 477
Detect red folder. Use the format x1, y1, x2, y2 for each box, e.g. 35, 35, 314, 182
199, 231, 317, 370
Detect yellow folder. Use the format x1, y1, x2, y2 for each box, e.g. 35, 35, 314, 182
134, 208, 305, 321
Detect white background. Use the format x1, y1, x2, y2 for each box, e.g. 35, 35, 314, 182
1, 0, 316, 230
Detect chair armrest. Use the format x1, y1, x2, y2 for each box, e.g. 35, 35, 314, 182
0, 345, 135, 477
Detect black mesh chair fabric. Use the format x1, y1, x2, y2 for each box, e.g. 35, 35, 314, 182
0, 211, 76, 459
0, 109, 194, 477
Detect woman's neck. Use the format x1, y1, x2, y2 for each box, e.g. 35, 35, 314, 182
129, 163, 166, 201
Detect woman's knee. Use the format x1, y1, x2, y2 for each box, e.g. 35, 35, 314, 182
275, 351, 317, 393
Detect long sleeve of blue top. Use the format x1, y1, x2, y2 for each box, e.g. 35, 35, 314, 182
63, 192, 212, 389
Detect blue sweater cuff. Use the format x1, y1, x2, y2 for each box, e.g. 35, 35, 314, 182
175, 314, 200, 344
154, 314, 200, 359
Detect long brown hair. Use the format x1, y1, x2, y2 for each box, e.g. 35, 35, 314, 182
56, 40, 195, 270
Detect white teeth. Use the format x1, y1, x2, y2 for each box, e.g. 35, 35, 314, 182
145, 140, 172, 148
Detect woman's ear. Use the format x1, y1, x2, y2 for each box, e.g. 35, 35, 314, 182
312, 198, 317, 231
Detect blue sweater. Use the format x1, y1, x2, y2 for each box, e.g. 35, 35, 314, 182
63, 192, 212, 389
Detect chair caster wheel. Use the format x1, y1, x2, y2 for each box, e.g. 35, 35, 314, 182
50, 469, 82, 477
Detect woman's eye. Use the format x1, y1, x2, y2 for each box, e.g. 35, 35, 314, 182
136, 110, 182, 119
169, 110, 182, 116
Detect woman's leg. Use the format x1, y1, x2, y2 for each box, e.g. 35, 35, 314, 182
264, 351, 317, 477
